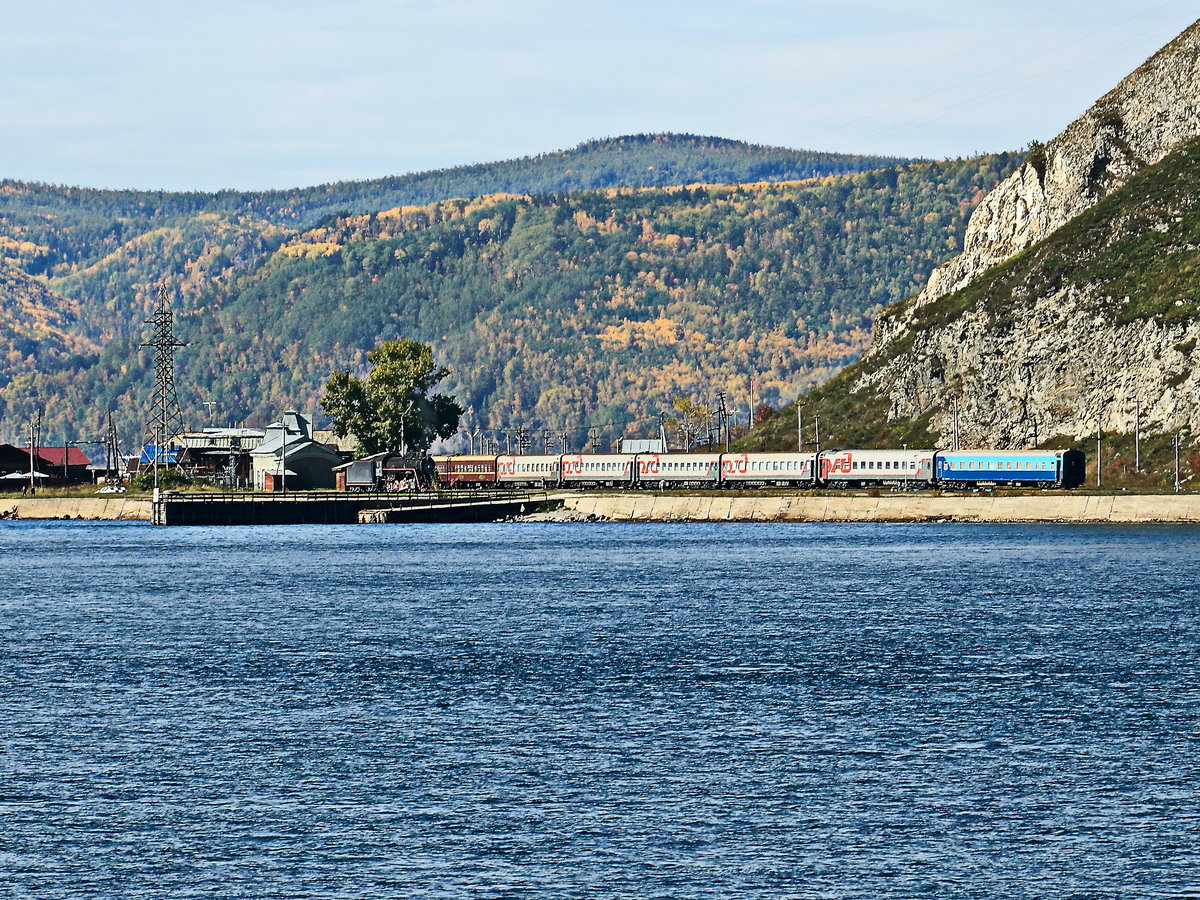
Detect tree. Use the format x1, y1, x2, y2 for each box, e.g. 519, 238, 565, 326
668, 396, 713, 452
321, 340, 462, 456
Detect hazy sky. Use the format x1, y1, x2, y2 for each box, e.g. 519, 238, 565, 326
2, 0, 1196, 191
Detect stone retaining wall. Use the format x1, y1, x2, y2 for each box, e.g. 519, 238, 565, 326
0, 497, 153, 521
556, 493, 1200, 523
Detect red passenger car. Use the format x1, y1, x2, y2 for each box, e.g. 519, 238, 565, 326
431, 455, 499, 488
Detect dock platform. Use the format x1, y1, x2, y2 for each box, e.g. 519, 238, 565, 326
153, 490, 556, 526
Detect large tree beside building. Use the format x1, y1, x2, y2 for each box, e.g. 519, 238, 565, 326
321, 340, 462, 455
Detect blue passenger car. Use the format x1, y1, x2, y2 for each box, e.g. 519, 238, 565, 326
934, 450, 1086, 489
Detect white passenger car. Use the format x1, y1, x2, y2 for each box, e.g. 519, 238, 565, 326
720, 452, 818, 486
496, 454, 561, 487
634, 453, 721, 488
817, 448, 936, 487
559, 454, 637, 488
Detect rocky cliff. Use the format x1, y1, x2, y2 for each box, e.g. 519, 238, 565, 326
907, 19, 1200, 312
848, 19, 1200, 448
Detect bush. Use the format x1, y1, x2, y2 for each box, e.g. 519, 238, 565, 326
130, 468, 192, 491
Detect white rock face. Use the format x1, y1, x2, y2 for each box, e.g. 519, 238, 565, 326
858, 19, 1200, 443
911, 20, 1200, 311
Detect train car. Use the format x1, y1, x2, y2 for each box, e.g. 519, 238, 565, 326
496, 454, 561, 488
431, 454, 499, 488
719, 452, 818, 487
934, 449, 1086, 488
559, 453, 637, 488
817, 448, 936, 488
634, 453, 721, 488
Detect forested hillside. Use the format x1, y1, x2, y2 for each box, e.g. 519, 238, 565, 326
1, 134, 907, 277
0, 151, 1022, 447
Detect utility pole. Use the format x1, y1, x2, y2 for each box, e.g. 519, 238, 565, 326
814, 416, 821, 453
1096, 411, 1102, 488
1134, 397, 1141, 472
658, 413, 668, 452
798, 407, 803, 452
1175, 433, 1182, 493
140, 283, 187, 491
280, 422, 288, 494
28, 418, 35, 495
716, 391, 730, 452
952, 398, 960, 451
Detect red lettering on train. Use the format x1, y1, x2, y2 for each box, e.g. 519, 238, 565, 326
721, 454, 749, 476
820, 452, 853, 479
638, 455, 661, 476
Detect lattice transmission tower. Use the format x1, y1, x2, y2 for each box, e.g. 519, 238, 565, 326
140, 282, 187, 473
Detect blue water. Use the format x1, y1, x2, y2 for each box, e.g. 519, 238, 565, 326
0, 521, 1198, 898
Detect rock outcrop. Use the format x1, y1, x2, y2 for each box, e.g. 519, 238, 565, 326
854, 19, 1200, 446
904, 19, 1200, 314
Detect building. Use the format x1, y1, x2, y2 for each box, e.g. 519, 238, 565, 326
176, 428, 266, 487
0, 444, 49, 491
23, 446, 92, 484
250, 411, 343, 491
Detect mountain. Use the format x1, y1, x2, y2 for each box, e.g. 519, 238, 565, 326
1, 135, 910, 277
0, 150, 1021, 447
744, 19, 1200, 486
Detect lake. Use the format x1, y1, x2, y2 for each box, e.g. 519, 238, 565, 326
1, 521, 1197, 898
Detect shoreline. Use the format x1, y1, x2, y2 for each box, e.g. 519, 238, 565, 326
5, 492, 1200, 524
531, 492, 1200, 524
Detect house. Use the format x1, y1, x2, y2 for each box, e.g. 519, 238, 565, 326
0, 444, 49, 491
24, 445, 92, 484
250, 411, 343, 491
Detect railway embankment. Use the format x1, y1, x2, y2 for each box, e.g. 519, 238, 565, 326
545, 492, 1200, 524
6, 492, 1200, 525
0, 497, 153, 521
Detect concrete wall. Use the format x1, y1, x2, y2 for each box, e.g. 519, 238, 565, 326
0, 497, 152, 521
557, 493, 1200, 524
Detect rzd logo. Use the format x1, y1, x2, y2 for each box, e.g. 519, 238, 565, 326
562, 455, 584, 476
820, 453, 852, 479
721, 454, 749, 476
638, 456, 661, 476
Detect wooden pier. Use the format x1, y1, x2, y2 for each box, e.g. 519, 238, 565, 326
152, 490, 557, 526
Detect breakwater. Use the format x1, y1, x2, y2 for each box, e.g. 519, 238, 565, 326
552, 492, 1200, 523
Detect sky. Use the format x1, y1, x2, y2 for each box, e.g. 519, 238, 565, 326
1, 0, 1197, 191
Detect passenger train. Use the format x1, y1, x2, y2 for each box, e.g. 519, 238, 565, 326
430, 448, 1087, 490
